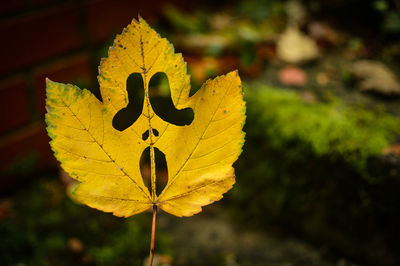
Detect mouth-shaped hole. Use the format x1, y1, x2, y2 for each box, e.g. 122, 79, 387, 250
139, 146, 168, 196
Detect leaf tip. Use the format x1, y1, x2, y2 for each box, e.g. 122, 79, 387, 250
227, 69, 240, 79
138, 15, 148, 25
131, 15, 140, 25
45, 77, 55, 90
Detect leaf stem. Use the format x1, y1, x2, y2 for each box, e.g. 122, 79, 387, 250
148, 205, 157, 266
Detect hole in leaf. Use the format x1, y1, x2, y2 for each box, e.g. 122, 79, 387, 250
113, 71, 194, 131
149, 72, 194, 126
112, 73, 144, 131
152, 128, 159, 136
139, 147, 168, 196
140, 147, 151, 192
142, 130, 149, 141
142, 129, 159, 141
154, 147, 168, 195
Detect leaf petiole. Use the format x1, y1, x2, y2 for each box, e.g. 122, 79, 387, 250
148, 205, 157, 266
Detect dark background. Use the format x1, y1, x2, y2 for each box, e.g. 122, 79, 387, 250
1, 0, 400, 265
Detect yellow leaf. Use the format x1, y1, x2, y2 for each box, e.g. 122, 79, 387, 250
45, 17, 245, 217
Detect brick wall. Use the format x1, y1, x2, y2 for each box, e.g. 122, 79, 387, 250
0, 0, 193, 186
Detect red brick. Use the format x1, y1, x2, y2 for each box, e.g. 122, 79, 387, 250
34, 54, 93, 115
0, 3, 83, 75
0, 0, 25, 16
0, 76, 30, 135
86, 0, 194, 43
0, 122, 56, 174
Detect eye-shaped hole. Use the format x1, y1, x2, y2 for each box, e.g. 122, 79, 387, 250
152, 128, 159, 136
139, 147, 168, 196
112, 73, 144, 131
142, 129, 159, 141
149, 72, 194, 126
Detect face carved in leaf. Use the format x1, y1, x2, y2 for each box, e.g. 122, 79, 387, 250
112, 71, 194, 134
45, 17, 245, 218
112, 71, 195, 194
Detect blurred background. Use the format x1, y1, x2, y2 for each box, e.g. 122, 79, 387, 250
1, 0, 400, 265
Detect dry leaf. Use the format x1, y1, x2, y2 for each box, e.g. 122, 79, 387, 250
352, 60, 400, 96
383, 144, 400, 156
45, 18, 245, 217
277, 26, 319, 64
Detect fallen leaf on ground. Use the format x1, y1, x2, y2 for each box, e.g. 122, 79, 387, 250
277, 26, 319, 64
383, 144, 400, 156
352, 60, 400, 96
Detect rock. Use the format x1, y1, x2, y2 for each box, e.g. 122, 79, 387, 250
352, 60, 400, 96
279, 65, 308, 86
277, 26, 319, 64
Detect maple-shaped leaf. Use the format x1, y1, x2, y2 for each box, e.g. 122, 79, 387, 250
45, 17, 245, 218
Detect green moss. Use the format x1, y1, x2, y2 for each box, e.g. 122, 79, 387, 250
0, 179, 170, 266
245, 85, 400, 172
230, 84, 400, 263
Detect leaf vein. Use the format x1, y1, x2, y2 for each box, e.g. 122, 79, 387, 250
57, 146, 112, 163
159, 78, 235, 198
78, 194, 151, 203
201, 119, 239, 140
190, 137, 239, 159
183, 152, 238, 172
57, 133, 96, 143
158, 174, 235, 203
66, 167, 125, 177
61, 98, 151, 201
